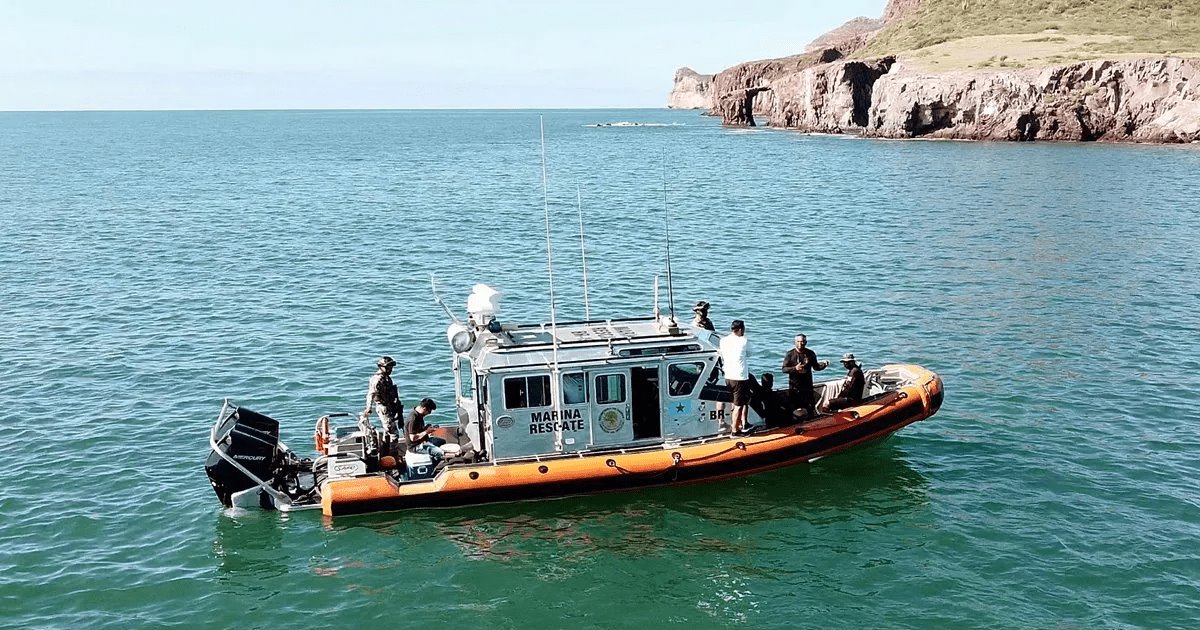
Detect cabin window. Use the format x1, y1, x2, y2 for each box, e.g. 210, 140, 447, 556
457, 356, 474, 399
562, 372, 588, 405
667, 362, 705, 397
705, 360, 723, 386
595, 373, 626, 405
504, 375, 551, 409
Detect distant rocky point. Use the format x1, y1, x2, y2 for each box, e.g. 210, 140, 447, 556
667, 67, 713, 110
668, 0, 1200, 143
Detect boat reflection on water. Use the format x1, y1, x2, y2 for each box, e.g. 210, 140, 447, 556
327, 442, 929, 560
211, 511, 289, 582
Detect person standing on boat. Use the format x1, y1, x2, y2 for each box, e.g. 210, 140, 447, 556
362, 356, 404, 438
405, 398, 444, 465
824, 353, 865, 413
781, 334, 829, 419
692, 301, 715, 331
718, 319, 752, 434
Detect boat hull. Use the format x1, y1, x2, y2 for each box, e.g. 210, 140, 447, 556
322, 364, 943, 516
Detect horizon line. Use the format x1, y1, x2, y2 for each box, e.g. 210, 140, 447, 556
0, 105, 684, 114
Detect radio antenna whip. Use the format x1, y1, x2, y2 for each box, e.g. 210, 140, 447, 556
661, 151, 677, 327
430, 274, 460, 323
577, 186, 591, 321
540, 116, 564, 452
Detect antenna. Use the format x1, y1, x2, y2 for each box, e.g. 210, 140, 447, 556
539, 117, 559, 341
661, 153, 677, 327
653, 274, 661, 320
430, 275, 460, 323
577, 186, 591, 321
540, 116, 564, 452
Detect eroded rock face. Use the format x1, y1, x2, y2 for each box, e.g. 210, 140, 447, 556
667, 67, 714, 110
710, 49, 844, 126
688, 0, 1198, 143
868, 58, 1200, 142
769, 58, 896, 132
712, 54, 1199, 143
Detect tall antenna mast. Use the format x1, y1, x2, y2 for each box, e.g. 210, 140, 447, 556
540, 117, 559, 341
540, 116, 564, 452
661, 154, 677, 327
577, 186, 591, 321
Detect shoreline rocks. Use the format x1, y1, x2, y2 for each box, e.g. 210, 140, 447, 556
672, 0, 1200, 144
868, 58, 1200, 143
740, 56, 1200, 143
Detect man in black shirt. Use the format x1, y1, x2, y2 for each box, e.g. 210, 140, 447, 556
405, 398, 443, 465
781, 334, 829, 418
825, 353, 865, 413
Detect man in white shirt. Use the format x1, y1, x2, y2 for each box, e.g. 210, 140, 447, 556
718, 319, 751, 434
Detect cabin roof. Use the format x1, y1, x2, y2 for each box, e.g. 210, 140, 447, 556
469, 318, 721, 371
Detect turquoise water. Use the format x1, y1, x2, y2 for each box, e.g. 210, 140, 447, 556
2, 109, 1199, 628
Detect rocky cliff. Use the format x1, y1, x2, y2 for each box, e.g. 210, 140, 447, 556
717, 55, 1200, 143
869, 58, 1200, 142
667, 67, 713, 110
710, 48, 844, 126
682, 0, 1200, 143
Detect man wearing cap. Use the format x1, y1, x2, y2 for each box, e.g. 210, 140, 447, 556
824, 353, 865, 413
781, 334, 829, 418
692, 301, 715, 331
718, 319, 752, 434
362, 356, 404, 438
406, 398, 444, 465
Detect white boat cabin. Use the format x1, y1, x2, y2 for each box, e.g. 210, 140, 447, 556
447, 286, 736, 461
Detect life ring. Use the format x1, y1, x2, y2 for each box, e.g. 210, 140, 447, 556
314, 416, 331, 455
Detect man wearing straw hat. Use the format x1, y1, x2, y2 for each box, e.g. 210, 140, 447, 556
824, 353, 865, 413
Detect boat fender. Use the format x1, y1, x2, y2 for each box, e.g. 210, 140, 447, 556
314, 417, 331, 455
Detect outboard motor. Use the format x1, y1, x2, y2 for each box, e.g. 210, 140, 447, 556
206, 405, 281, 507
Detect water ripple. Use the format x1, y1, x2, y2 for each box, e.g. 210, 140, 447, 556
1, 109, 1199, 628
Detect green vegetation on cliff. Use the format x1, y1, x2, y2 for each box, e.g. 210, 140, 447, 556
861, 0, 1200, 69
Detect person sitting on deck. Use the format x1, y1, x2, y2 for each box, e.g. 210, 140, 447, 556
692, 300, 715, 331
753, 372, 792, 428
405, 398, 444, 465
823, 353, 865, 413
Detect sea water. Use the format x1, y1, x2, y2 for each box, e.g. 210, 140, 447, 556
1, 109, 1198, 628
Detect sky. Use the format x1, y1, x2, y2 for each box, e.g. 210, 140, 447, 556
0, 0, 888, 111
